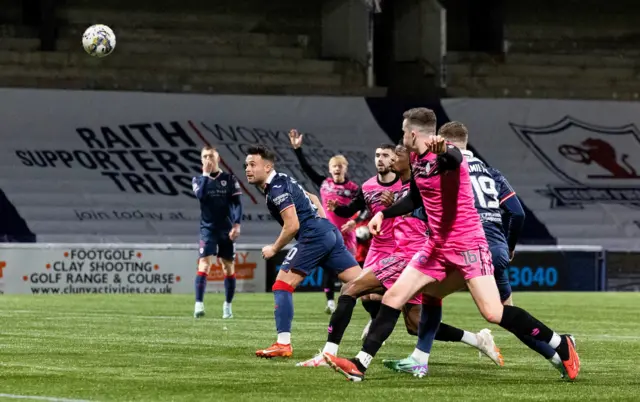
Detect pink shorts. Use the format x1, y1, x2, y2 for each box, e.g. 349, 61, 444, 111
363, 248, 392, 269
409, 242, 494, 282
372, 254, 422, 305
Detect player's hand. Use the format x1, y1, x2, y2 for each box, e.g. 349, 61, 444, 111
326, 199, 338, 211
368, 211, 384, 236
425, 135, 446, 155
229, 225, 241, 241
289, 129, 303, 149
202, 159, 214, 175
380, 190, 395, 206
261, 245, 277, 260
509, 249, 515, 262
341, 220, 356, 233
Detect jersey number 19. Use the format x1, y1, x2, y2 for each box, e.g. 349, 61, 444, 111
470, 175, 499, 209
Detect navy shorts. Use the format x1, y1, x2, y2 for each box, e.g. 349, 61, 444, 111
281, 226, 358, 276
490, 246, 511, 302
199, 230, 235, 261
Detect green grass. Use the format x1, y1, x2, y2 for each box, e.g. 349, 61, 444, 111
0, 292, 639, 401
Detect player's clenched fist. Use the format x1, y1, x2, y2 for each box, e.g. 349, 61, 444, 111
289, 129, 304, 149
425, 135, 446, 155
261, 244, 277, 260
368, 211, 384, 236
380, 190, 395, 206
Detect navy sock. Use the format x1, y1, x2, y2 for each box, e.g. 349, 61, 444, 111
416, 302, 442, 354
517, 334, 557, 359
274, 289, 294, 334
195, 272, 207, 302
224, 274, 236, 303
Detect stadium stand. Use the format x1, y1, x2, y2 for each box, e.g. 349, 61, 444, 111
446, 0, 640, 100
0, 0, 383, 96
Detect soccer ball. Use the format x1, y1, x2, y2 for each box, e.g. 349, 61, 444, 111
356, 225, 371, 241
82, 24, 116, 57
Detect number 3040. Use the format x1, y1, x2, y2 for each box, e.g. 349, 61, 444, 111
507, 266, 558, 287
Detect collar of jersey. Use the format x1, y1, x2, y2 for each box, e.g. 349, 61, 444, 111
265, 170, 277, 185
461, 150, 474, 158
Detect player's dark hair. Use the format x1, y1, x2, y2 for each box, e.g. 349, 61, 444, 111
378, 143, 396, 152
395, 144, 407, 153
438, 121, 468, 143
201, 145, 217, 152
247, 145, 277, 163
403, 107, 437, 130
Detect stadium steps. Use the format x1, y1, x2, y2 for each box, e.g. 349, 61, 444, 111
0, 51, 342, 75
446, 85, 640, 101
57, 39, 311, 59
58, 8, 319, 35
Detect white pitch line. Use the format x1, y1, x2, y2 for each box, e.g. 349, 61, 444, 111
0, 393, 93, 402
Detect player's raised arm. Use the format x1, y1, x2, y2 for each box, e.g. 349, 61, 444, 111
192, 158, 216, 199
290, 129, 326, 187
305, 191, 326, 218
332, 188, 366, 218
436, 142, 464, 171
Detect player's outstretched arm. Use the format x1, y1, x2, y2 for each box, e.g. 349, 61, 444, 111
333, 188, 366, 218
290, 129, 326, 187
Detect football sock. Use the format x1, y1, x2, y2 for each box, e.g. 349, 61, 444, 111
516, 334, 557, 359
358, 303, 401, 372
415, 302, 442, 356
327, 295, 357, 345
224, 274, 236, 303
435, 322, 465, 342
499, 305, 569, 360
362, 299, 381, 320
195, 271, 207, 302
322, 268, 336, 301
273, 281, 294, 344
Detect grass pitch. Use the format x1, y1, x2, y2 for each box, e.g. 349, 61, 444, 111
0, 292, 639, 401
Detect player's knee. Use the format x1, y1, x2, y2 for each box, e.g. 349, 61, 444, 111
221, 259, 235, 275
343, 281, 362, 298
381, 288, 405, 310
479, 304, 504, 324
197, 258, 211, 273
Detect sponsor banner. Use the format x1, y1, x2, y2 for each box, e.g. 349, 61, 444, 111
508, 249, 605, 291
443, 98, 640, 250
0, 89, 389, 244
0, 244, 265, 294
606, 252, 640, 291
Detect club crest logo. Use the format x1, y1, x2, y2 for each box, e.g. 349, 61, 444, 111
511, 116, 640, 208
